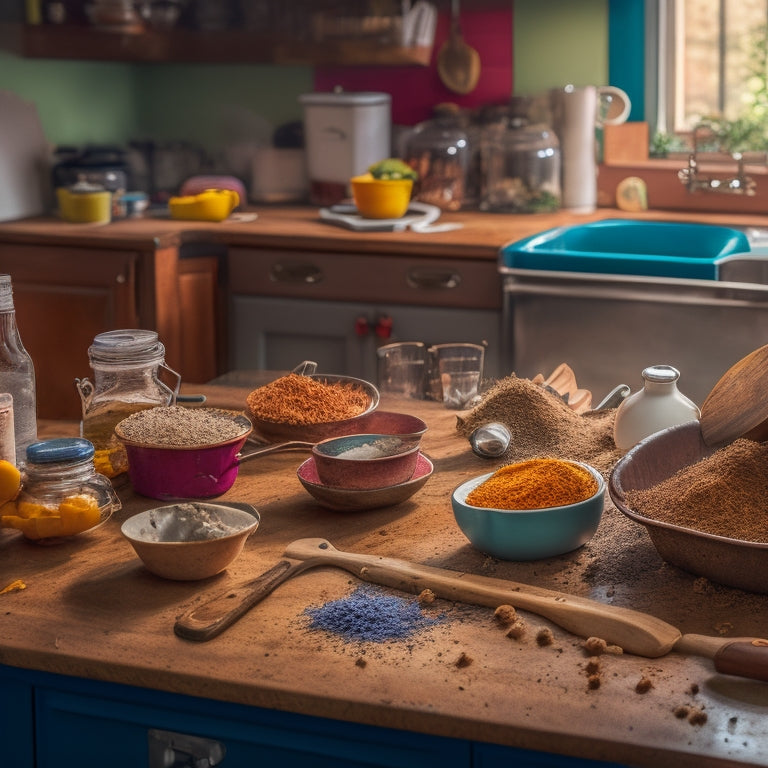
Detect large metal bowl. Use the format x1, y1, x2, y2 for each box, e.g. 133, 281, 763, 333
246, 373, 380, 443
609, 420, 768, 593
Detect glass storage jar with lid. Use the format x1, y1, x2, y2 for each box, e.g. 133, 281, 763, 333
76, 329, 181, 479
480, 116, 561, 213
15, 438, 121, 541
404, 103, 471, 211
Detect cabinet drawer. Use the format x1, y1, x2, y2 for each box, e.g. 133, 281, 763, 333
228, 248, 502, 310
35, 683, 470, 768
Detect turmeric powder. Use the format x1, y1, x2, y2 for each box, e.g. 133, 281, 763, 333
465, 458, 598, 510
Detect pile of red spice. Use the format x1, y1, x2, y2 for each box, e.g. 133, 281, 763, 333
246, 373, 370, 425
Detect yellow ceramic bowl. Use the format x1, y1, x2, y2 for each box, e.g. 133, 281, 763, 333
350, 174, 413, 219
168, 188, 240, 222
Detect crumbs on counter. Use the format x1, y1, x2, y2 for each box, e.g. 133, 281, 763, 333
635, 676, 654, 694
506, 619, 527, 640
455, 652, 473, 668
304, 584, 445, 643
0, 579, 26, 595
583, 636, 623, 656
587, 674, 602, 690
536, 627, 554, 647
493, 604, 517, 626
585, 657, 601, 675
418, 588, 436, 605
674, 703, 708, 726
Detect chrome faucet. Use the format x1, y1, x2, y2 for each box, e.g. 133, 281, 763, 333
678, 124, 757, 195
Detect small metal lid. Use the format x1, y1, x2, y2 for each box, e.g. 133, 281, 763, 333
299, 91, 391, 107
88, 329, 165, 366
26, 437, 95, 464
0, 274, 13, 312
642, 365, 680, 383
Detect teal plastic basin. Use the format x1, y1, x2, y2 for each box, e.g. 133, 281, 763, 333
500, 219, 751, 280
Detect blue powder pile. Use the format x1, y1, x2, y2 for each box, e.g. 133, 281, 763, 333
305, 585, 444, 642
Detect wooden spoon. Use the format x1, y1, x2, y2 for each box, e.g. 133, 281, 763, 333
175, 539, 768, 684
436, 0, 481, 95
699, 344, 768, 446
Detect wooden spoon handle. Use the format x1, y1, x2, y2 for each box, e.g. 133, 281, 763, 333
676, 635, 768, 682
283, 539, 681, 658
174, 558, 319, 642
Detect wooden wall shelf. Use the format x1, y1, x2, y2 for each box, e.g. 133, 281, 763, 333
12, 24, 433, 66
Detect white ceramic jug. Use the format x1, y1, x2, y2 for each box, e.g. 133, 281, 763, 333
613, 365, 700, 451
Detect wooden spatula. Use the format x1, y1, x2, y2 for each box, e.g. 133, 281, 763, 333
700, 344, 768, 446
175, 539, 768, 684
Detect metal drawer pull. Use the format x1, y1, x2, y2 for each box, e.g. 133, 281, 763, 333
148, 728, 225, 767
270, 262, 324, 284
406, 268, 462, 290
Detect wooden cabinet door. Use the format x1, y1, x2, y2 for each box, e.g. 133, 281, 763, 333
0, 244, 138, 420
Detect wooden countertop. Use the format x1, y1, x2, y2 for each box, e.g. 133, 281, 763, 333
2, 385, 768, 768
3, 206, 768, 259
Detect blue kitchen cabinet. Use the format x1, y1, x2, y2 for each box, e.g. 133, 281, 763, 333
1, 665, 626, 768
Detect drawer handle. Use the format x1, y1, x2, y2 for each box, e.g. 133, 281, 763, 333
406, 268, 462, 290
270, 262, 324, 284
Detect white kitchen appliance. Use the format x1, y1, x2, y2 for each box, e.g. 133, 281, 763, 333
0, 91, 50, 221
299, 90, 392, 206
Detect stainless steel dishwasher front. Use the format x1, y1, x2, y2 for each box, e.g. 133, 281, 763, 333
500, 267, 768, 406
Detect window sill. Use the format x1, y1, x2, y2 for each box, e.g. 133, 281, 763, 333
598, 158, 768, 215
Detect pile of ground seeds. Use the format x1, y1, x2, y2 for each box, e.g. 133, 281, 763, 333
624, 438, 768, 542
304, 585, 445, 643
456, 375, 623, 474
117, 406, 247, 446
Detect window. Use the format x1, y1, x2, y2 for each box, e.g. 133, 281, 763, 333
653, 0, 768, 149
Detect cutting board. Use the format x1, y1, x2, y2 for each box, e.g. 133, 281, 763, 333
0, 90, 50, 221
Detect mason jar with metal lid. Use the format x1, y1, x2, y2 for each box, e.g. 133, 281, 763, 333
76, 329, 181, 478
14, 438, 121, 541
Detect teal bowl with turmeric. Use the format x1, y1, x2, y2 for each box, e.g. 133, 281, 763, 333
451, 461, 605, 561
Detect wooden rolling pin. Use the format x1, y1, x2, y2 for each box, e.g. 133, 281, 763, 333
174, 539, 768, 683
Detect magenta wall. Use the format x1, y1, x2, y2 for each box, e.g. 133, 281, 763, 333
313, 8, 514, 126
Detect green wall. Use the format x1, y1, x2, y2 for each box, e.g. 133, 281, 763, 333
0, 2, 608, 148
513, 0, 608, 94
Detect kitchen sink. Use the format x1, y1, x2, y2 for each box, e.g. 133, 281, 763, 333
499, 218, 768, 405
500, 219, 752, 280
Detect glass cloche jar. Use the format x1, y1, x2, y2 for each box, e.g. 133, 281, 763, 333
403, 103, 470, 212
480, 117, 561, 213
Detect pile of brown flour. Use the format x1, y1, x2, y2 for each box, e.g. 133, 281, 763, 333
456, 375, 623, 474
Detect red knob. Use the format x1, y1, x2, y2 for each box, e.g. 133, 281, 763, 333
375, 315, 393, 339
355, 316, 370, 337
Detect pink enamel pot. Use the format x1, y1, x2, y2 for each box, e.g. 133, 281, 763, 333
116, 413, 254, 500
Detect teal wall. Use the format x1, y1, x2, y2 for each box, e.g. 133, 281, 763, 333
0, 2, 608, 148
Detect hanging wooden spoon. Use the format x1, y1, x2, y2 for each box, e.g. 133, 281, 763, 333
436, 0, 481, 95
699, 344, 768, 446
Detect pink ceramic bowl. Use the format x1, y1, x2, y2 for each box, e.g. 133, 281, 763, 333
298, 453, 433, 511
311, 433, 421, 490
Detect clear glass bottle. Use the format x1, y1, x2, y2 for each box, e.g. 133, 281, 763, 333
0, 274, 37, 465
404, 103, 470, 212
480, 116, 561, 213
613, 365, 701, 451
76, 329, 180, 478
17, 437, 121, 539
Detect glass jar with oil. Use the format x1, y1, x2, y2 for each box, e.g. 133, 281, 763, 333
76, 330, 180, 478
